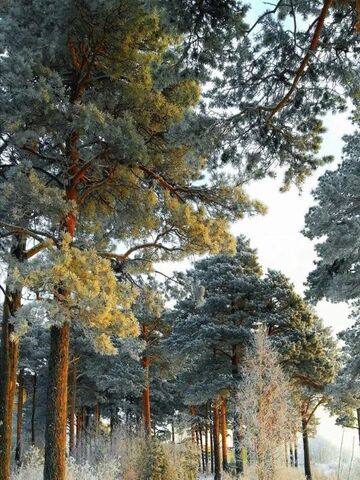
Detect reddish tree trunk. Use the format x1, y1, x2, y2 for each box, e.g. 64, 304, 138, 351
69, 357, 77, 457
213, 404, 222, 480
43, 322, 70, 480
0, 235, 25, 480
205, 404, 209, 472
220, 399, 228, 471
44, 123, 81, 478
210, 413, 214, 474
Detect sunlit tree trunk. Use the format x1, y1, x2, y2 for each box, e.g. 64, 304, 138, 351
210, 412, 214, 474
44, 322, 70, 480
44, 128, 79, 479
69, 356, 77, 457
220, 398, 228, 471
0, 234, 26, 480
213, 403, 222, 480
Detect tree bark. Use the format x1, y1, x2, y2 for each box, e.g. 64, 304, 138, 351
210, 413, 214, 474
69, 356, 77, 457
142, 324, 151, 435
302, 418, 312, 480
205, 403, 209, 472
0, 234, 25, 480
76, 410, 82, 461
294, 443, 298, 467
190, 405, 196, 442
43, 322, 70, 480
220, 399, 228, 471
232, 344, 243, 477
195, 428, 201, 470
94, 401, 100, 435
213, 404, 222, 480
171, 418, 175, 444
15, 368, 25, 467
31, 373, 37, 446
44, 124, 81, 478
199, 424, 205, 473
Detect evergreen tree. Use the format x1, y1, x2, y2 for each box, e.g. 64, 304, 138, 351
328, 319, 360, 434
166, 236, 319, 479
1, 2, 258, 476
304, 130, 360, 303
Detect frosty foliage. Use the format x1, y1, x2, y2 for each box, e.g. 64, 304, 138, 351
11, 435, 198, 480
237, 329, 296, 480
304, 131, 360, 304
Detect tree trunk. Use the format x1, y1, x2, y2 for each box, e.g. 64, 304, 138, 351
94, 401, 100, 435
302, 418, 312, 480
294, 443, 298, 467
69, 356, 77, 457
199, 424, 205, 473
0, 234, 25, 480
232, 344, 243, 477
31, 373, 37, 446
205, 403, 209, 472
142, 324, 151, 435
142, 363, 151, 435
171, 418, 175, 444
213, 404, 222, 480
195, 428, 201, 470
76, 411, 82, 461
210, 414, 214, 474
15, 368, 25, 467
190, 405, 196, 442
220, 399, 228, 471
43, 322, 70, 480
43, 123, 80, 478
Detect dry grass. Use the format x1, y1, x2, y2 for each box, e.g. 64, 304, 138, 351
12, 436, 198, 480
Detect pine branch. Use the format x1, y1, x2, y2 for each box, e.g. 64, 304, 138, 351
0, 221, 57, 245
268, 0, 334, 121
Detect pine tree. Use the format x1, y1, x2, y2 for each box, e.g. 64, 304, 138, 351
304, 130, 360, 303
0, 2, 258, 477
166, 236, 319, 479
